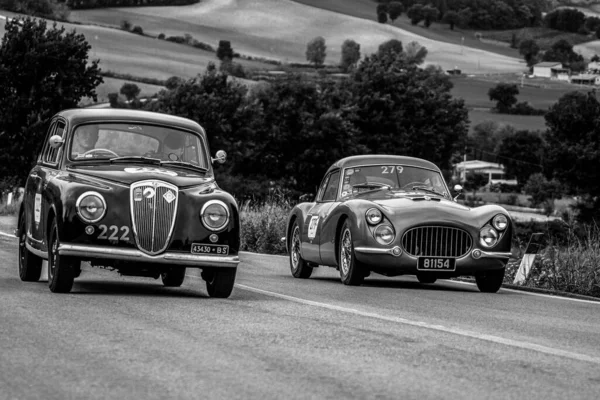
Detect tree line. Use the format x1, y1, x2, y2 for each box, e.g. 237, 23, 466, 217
375, 0, 546, 30
63, 0, 199, 9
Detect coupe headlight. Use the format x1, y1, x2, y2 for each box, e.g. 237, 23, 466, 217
201, 200, 229, 231
76, 192, 106, 223
479, 225, 499, 248
492, 214, 508, 231
366, 208, 383, 225
374, 224, 395, 245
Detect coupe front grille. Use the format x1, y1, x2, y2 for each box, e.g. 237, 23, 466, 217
130, 180, 179, 255
402, 226, 472, 258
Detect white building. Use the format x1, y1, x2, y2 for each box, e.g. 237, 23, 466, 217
532, 62, 564, 78
453, 160, 517, 186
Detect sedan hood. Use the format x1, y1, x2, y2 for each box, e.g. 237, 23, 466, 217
67, 163, 213, 187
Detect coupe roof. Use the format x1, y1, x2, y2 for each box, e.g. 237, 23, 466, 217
56, 109, 204, 133
326, 155, 440, 175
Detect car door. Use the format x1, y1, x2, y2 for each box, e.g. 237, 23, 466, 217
301, 170, 340, 265
29, 119, 66, 246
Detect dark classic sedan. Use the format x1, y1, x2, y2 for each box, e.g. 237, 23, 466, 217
286, 155, 512, 293
17, 109, 240, 297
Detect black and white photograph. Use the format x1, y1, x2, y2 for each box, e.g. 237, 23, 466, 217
1, 0, 600, 399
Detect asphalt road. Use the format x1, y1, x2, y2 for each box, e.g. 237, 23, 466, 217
1, 232, 600, 399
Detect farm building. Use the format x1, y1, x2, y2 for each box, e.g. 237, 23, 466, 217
570, 74, 599, 85
532, 62, 564, 78
453, 160, 517, 186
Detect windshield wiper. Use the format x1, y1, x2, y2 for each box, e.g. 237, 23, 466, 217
160, 160, 208, 172
411, 185, 445, 197
110, 156, 161, 164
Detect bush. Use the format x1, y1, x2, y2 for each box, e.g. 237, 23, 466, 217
510, 101, 546, 116
158, 33, 165, 40
166, 35, 186, 44
220, 59, 246, 78
120, 19, 131, 31
240, 198, 290, 255
131, 25, 144, 35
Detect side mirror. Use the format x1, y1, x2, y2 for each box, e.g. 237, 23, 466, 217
453, 184, 463, 201
211, 150, 227, 164
49, 135, 64, 149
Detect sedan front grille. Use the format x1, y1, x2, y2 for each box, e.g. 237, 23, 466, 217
130, 180, 179, 255
402, 226, 472, 258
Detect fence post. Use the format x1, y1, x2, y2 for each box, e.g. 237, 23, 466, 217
513, 232, 544, 285
7, 192, 12, 206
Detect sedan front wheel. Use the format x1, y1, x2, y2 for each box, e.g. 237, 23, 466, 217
48, 219, 77, 293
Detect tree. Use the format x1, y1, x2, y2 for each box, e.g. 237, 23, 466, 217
377, 39, 403, 56
216, 40, 234, 61
306, 36, 326, 67
442, 10, 460, 30
388, 2, 404, 22
349, 51, 469, 174
0, 17, 103, 185
340, 39, 361, 72
542, 39, 584, 70
544, 91, 600, 221
497, 130, 543, 185
120, 83, 141, 101
488, 83, 519, 113
407, 4, 424, 25
404, 41, 428, 65
523, 173, 562, 211
592, 54, 600, 62
519, 39, 540, 67
422, 5, 439, 28
377, 11, 388, 24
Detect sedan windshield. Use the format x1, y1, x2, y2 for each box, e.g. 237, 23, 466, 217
69, 123, 209, 169
340, 165, 449, 199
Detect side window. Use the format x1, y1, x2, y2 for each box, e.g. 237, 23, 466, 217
43, 121, 66, 165
321, 171, 341, 202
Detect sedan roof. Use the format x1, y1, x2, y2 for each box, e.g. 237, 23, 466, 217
56, 108, 204, 133
326, 155, 440, 175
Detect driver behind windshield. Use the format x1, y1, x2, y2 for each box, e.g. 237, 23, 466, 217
71, 124, 99, 159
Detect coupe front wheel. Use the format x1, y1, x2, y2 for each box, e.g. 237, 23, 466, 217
338, 221, 365, 286
475, 268, 505, 293
289, 221, 313, 279
48, 220, 77, 293
204, 268, 236, 298
18, 214, 42, 282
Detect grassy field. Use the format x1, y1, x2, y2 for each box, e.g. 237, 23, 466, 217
467, 109, 546, 133
80, 76, 165, 106
67, 0, 526, 75
0, 9, 274, 81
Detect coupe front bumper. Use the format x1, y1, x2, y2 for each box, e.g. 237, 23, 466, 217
59, 243, 240, 268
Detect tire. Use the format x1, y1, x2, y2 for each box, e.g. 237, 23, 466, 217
47, 219, 76, 293
289, 221, 313, 279
204, 268, 236, 298
416, 274, 437, 284
18, 213, 42, 282
161, 268, 186, 287
475, 268, 505, 293
338, 221, 365, 286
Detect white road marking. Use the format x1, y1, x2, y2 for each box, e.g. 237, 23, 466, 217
450, 279, 600, 305
235, 284, 600, 365
0, 231, 17, 239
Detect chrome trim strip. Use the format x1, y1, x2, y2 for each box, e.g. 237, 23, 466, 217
355, 246, 402, 257
58, 243, 239, 268
471, 250, 512, 260
26, 242, 47, 259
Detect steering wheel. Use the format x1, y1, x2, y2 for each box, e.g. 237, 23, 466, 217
83, 148, 119, 158
400, 181, 426, 190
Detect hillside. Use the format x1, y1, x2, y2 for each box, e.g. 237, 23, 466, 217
68, 0, 525, 75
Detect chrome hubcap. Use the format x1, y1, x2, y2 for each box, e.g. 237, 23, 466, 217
291, 226, 300, 271
340, 229, 352, 276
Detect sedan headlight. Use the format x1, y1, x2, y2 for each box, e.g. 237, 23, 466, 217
479, 225, 499, 248
366, 208, 383, 225
76, 192, 106, 223
492, 214, 508, 231
201, 200, 229, 231
374, 224, 395, 245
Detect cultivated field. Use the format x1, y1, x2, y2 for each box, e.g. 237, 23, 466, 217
467, 109, 546, 133
68, 0, 526, 75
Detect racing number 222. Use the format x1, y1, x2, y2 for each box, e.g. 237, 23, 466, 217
98, 225, 130, 241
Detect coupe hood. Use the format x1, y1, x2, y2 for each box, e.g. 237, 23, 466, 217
67, 164, 213, 187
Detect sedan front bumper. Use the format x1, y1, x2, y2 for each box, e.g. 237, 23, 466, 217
59, 243, 240, 268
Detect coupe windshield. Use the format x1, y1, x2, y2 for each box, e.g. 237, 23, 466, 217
69, 123, 209, 169
340, 165, 449, 199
